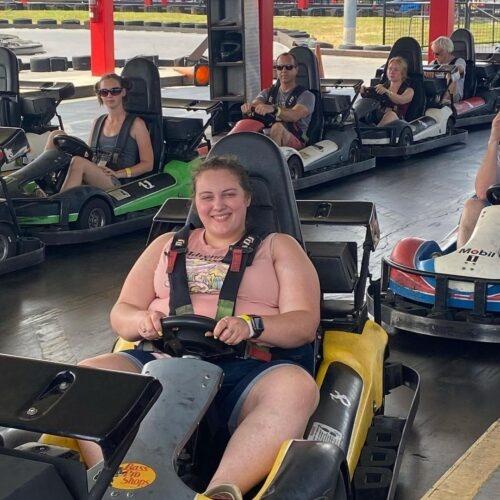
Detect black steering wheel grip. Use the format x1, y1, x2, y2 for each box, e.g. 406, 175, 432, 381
53, 135, 94, 160
161, 314, 217, 334
486, 184, 500, 205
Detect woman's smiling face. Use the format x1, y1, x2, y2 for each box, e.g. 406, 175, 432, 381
194, 168, 251, 244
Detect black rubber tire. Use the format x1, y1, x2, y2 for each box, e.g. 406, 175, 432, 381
13, 18, 32, 25
363, 44, 392, 51
50, 57, 68, 72
114, 20, 125, 26
338, 44, 364, 50
124, 20, 144, 27
348, 140, 361, 164
61, 19, 81, 26
77, 199, 112, 230
37, 19, 57, 25
0, 19, 9, 25
180, 23, 195, 29
144, 21, 161, 27
398, 128, 413, 160
72, 55, 90, 71
30, 57, 51, 72
287, 155, 304, 181
0, 223, 16, 263
163, 22, 180, 28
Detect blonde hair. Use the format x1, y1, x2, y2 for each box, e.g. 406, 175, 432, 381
432, 36, 454, 54
388, 56, 408, 81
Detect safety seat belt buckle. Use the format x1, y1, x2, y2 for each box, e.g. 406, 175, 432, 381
244, 343, 271, 362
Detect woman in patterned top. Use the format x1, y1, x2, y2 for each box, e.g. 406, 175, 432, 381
77, 156, 321, 500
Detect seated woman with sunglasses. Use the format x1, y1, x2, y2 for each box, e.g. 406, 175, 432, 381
43, 73, 154, 193
238, 52, 315, 150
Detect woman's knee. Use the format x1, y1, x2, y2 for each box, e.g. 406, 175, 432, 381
69, 156, 85, 173
78, 353, 139, 373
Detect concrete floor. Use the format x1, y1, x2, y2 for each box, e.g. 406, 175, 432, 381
1, 96, 498, 499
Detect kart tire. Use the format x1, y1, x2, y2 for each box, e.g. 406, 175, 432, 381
77, 198, 112, 230
61, 19, 81, 26
398, 128, 413, 160
287, 155, 304, 181
348, 140, 361, 164
0, 223, 16, 263
30, 57, 51, 72
37, 19, 57, 26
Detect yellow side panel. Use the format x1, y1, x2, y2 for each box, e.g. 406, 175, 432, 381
113, 338, 138, 352
39, 434, 83, 459
316, 320, 387, 477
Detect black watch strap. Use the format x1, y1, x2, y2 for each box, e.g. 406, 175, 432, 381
250, 315, 265, 339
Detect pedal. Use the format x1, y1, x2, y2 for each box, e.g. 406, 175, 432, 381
353, 466, 392, 500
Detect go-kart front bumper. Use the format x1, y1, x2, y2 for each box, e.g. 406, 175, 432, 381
0, 237, 44, 275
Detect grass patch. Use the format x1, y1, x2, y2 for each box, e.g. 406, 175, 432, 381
1, 10, 496, 47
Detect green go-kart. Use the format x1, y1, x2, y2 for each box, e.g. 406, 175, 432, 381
1, 57, 222, 245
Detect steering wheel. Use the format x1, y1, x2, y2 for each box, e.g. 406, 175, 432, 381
53, 135, 94, 160
486, 184, 500, 205
362, 86, 391, 106
246, 107, 276, 128
158, 314, 246, 361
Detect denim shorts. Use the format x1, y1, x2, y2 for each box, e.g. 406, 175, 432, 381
118, 344, 313, 433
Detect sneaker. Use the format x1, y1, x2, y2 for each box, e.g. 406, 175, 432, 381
203, 484, 243, 500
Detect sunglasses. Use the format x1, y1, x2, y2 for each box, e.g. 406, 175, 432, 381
274, 64, 296, 71
97, 87, 123, 97
433, 51, 443, 56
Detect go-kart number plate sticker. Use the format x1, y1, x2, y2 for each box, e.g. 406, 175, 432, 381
308, 422, 343, 446
108, 188, 132, 201
111, 462, 156, 490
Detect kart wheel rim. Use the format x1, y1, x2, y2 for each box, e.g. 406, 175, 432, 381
0, 234, 9, 262
87, 207, 107, 228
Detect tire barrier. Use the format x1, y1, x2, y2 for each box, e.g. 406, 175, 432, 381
124, 20, 144, 27
114, 20, 125, 26
61, 19, 81, 26
0, 19, 8, 24
13, 18, 33, 25
72, 55, 90, 71
144, 21, 162, 27
49, 56, 68, 72
125, 54, 159, 67
29, 57, 51, 72
338, 44, 364, 50
363, 45, 392, 51
162, 22, 181, 27
180, 23, 195, 29
37, 19, 57, 25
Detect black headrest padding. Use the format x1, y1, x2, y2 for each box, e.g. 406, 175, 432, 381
0, 47, 21, 127
383, 37, 423, 78
121, 57, 163, 170
451, 28, 475, 63
289, 45, 321, 93
189, 132, 304, 246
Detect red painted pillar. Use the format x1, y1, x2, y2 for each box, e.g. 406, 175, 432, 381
161, 0, 168, 5
428, 0, 455, 62
297, 0, 310, 9
144, 0, 153, 7
90, 0, 115, 76
259, 0, 273, 89
20, 0, 28, 5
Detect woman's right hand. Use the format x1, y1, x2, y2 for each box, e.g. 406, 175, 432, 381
137, 310, 165, 340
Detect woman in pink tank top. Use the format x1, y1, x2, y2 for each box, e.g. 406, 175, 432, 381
77, 156, 320, 500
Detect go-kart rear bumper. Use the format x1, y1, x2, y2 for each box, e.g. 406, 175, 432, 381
364, 129, 468, 158
0, 237, 44, 275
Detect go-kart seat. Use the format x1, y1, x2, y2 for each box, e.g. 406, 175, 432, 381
451, 28, 477, 99
289, 45, 324, 145
121, 57, 164, 172
0, 46, 21, 127
381, 37, 426, 121
189, 132, 303, 243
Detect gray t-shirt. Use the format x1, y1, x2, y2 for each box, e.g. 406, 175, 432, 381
256, 86, 315, 137
434, 57, 466, 101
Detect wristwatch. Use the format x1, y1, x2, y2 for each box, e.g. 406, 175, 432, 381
273, 104, 279, 116
249, 315, 265, 339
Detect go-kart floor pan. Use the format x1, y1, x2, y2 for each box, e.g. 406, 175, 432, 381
294, 156, 376, 191
366, 129, 468, 158
0, 237, 44, 275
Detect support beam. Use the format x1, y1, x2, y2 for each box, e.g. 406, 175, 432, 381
428, 0, 455, 62
343, 0, 357, 45
298, 0, 310, 9
90, 0, 115, 76
259, 0, 273, 89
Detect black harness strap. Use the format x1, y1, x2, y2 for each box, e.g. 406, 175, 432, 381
167, 226, 269, 320
90, 113, 136, 170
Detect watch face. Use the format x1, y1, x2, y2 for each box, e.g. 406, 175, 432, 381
251, 315, 264, 334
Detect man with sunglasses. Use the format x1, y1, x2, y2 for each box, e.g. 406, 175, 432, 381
240, 52, 315, 149
427, 36, 466, 104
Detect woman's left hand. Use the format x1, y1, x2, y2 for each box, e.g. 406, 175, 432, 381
375, 84, 389, 95
205, 316, 251, 345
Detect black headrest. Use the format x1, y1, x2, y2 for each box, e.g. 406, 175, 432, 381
122, 57, 162, 117
188, 133, 303, 245
451, 28, 475, 63
289, 46, 321, 93
0, 47, 21, 127
383, 36, 423, 78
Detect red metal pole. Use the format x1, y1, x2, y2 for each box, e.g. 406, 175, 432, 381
428, 0, 455, 62
144, 0, 153, 7
297, 0, 310, 9
259, 0, 273, 89
20, 0, 28, 5
161, 0, 168, 5
90, 0, 115, 76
